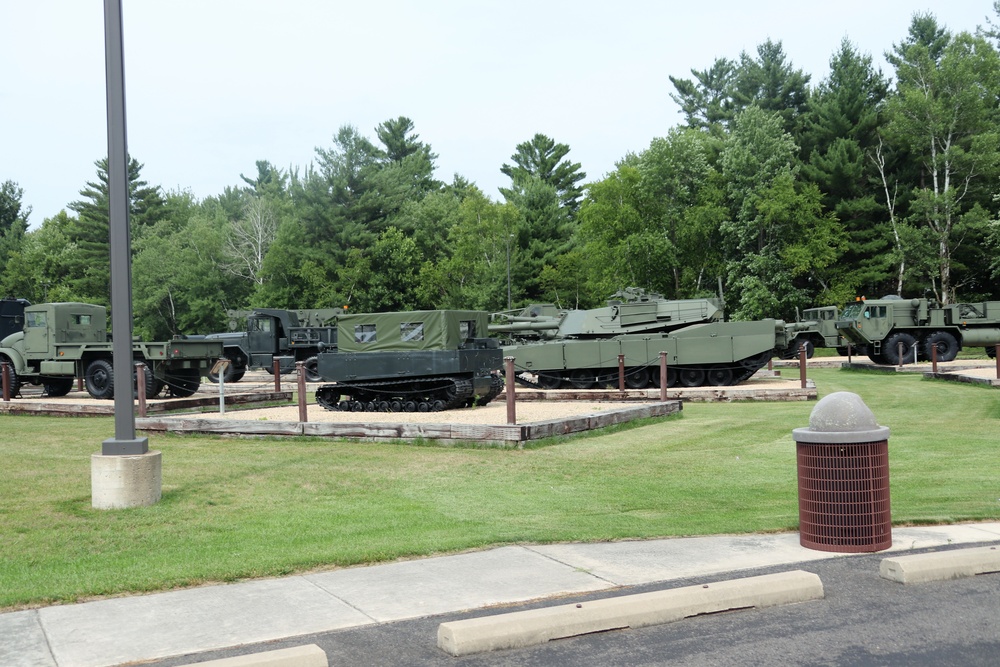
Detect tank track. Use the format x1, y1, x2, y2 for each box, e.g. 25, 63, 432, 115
475, 373, 505, 406
513, 351, 772, 390
316, 376, 475, 412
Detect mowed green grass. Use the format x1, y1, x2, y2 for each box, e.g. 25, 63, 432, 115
1, 368, 997, 609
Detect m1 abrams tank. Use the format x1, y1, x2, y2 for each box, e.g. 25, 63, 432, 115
504, 319, 786, 389
314, 310, 503, 412
489, 287, 724, 343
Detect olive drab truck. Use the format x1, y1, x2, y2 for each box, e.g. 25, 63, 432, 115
835, 297, 1000, 365
0, 302, 222, 399
779, 305, 862, 358
194, 308, 341, 383
314, 309, 504, 412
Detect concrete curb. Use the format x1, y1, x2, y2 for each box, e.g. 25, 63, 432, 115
879, 545, 1000, 584
176, 644, 327, 667
437, 569, 823, 657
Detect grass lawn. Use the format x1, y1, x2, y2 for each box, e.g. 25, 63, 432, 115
1, 368, 997, 609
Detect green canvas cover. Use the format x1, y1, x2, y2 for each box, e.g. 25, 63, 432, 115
337, 310, 488, 352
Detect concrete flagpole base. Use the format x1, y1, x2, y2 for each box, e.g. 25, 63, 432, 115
91, 450, 162, 509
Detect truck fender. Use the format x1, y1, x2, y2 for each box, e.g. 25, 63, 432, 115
0, 347, 27, 373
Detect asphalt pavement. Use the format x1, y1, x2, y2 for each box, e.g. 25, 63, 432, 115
3, 523, 999, 667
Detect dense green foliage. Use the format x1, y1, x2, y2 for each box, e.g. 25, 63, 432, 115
3, 12, 1000, 336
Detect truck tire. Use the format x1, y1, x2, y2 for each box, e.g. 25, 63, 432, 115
165, 368, 201, 398
134, 364, 157, 399
85, 359, 115, 399
923, 331, 959, 363
304, 356, 321, 382
1, 358, 21, 398
883, 332, 918, 365
207, 355, 240, 384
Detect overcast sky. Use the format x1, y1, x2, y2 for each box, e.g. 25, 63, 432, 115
3, 1, 995, 228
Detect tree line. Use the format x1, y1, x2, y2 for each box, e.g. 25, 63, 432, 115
2, 11, 1000, 340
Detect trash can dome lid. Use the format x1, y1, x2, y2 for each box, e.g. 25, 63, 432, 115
792, 391, 890, 443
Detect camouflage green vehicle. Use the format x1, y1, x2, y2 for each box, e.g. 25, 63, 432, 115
505, 318, 786, 389
779, 306, 864, 358
489, 287, 723, 343
314, 310, 503, 412
836, 296, 1000, 364
0, 302, 222, 399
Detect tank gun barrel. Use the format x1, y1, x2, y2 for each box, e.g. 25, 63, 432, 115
488, 320, 561, 333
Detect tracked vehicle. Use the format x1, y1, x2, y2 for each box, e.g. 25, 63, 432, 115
314, 310, 503, 412
505, 318, 787, 389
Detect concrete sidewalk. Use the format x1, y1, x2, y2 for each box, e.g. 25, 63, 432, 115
4, 523, 999, 667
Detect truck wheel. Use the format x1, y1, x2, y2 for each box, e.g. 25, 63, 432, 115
923, 331, 959, 363
85, 359, 115, 399
207, 356, 239, 383
883, 332, 918, 365
1, 359, 22, 398
44, 378, 75, 397
133, 364, 157, 399
304, 356, 321, 382
165, 368, 201, 398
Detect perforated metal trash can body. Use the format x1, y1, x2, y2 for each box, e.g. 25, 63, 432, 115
793, 392, 891, 553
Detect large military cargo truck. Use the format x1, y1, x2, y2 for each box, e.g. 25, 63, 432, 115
0, 302, 222, 399
836, 297, 1000, 364
314, 310, 503, 412
779, 305, 862, 358
193, 308, 340, 383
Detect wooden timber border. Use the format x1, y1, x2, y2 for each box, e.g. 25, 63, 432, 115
921, 372, 1000, 387
134, 401, 683, 446
503, 384, 816, 403
0, 392, 292, 417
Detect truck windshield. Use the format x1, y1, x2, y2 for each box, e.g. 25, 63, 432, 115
841, 303, 864, 319
26, 312, 46, 328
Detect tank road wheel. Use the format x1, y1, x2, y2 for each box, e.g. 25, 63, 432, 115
624, 367, 650, 389
678, 367, 706, 388
706, 367, 735, 386
650, 367, 678, 388
923, 331, 959, 363
883, 332, 918, 365
43, 378, 75, 397
536, 372, 563, 390
568, 369, 596, 390
165, 368, 201, 398
85, 359, 115, 399
304, 356, 322, 382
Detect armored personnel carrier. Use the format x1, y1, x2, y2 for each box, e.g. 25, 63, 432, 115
314, 310, 503, 412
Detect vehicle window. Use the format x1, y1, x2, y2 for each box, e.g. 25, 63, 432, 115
250, 318, 271, 333
400, 322, 424, 342
26, 312, 46, 328
460, 320, 476, 339
73, 315, 91, 325
354, 324, 377, 344
841, 303, 863, 319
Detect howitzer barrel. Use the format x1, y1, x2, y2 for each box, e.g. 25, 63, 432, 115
488, 321, 561, 332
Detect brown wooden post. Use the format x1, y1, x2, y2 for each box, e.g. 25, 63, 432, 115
768, 356, 773, 371
273, 358, 281, 392
847, 342, 852, 363
897, 341, 905, 368
296, 361, 308, 423
995, 344, 999, 380
931, 341, 938, 374
135, 362, 147, 418
659, 351, 667, 402
1, 361, 9, 402
799, 343, 807, 389
504, 356, 516, 425
617, 354, 625, 392
77, 377, 84, 391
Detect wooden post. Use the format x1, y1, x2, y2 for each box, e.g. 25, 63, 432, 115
659, 351, 667, 402
995, 344, 999, 380
799, 344, 807, 389
273, 358, 281, 392
617, 354, 625, 392
1, 361, 9, 401
296, 361, 308, 423
897, 341, 904, 369
847, 342, 852, 363
505, 356, 516, 425
931, 342, 938, 374
135, 362, 147, 418
77, 377, 84, 391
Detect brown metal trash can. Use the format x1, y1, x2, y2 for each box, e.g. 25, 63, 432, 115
793, 392, 891, 553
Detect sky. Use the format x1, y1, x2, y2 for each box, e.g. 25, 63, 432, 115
3, 1, 996, 228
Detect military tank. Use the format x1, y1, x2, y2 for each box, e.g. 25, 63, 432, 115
504, 318, 786, 389
314, 309, 504, 412
489, 287, 724, 343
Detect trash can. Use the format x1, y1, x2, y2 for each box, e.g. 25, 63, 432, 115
792, 392, 891, 553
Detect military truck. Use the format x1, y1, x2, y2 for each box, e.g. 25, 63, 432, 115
489, 288, 724, 343
779, 306, 863, 358
836, 297, 1000, 365
314, 310, 503, 412
194, 308, 340, 383
0, 302, 222, 399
